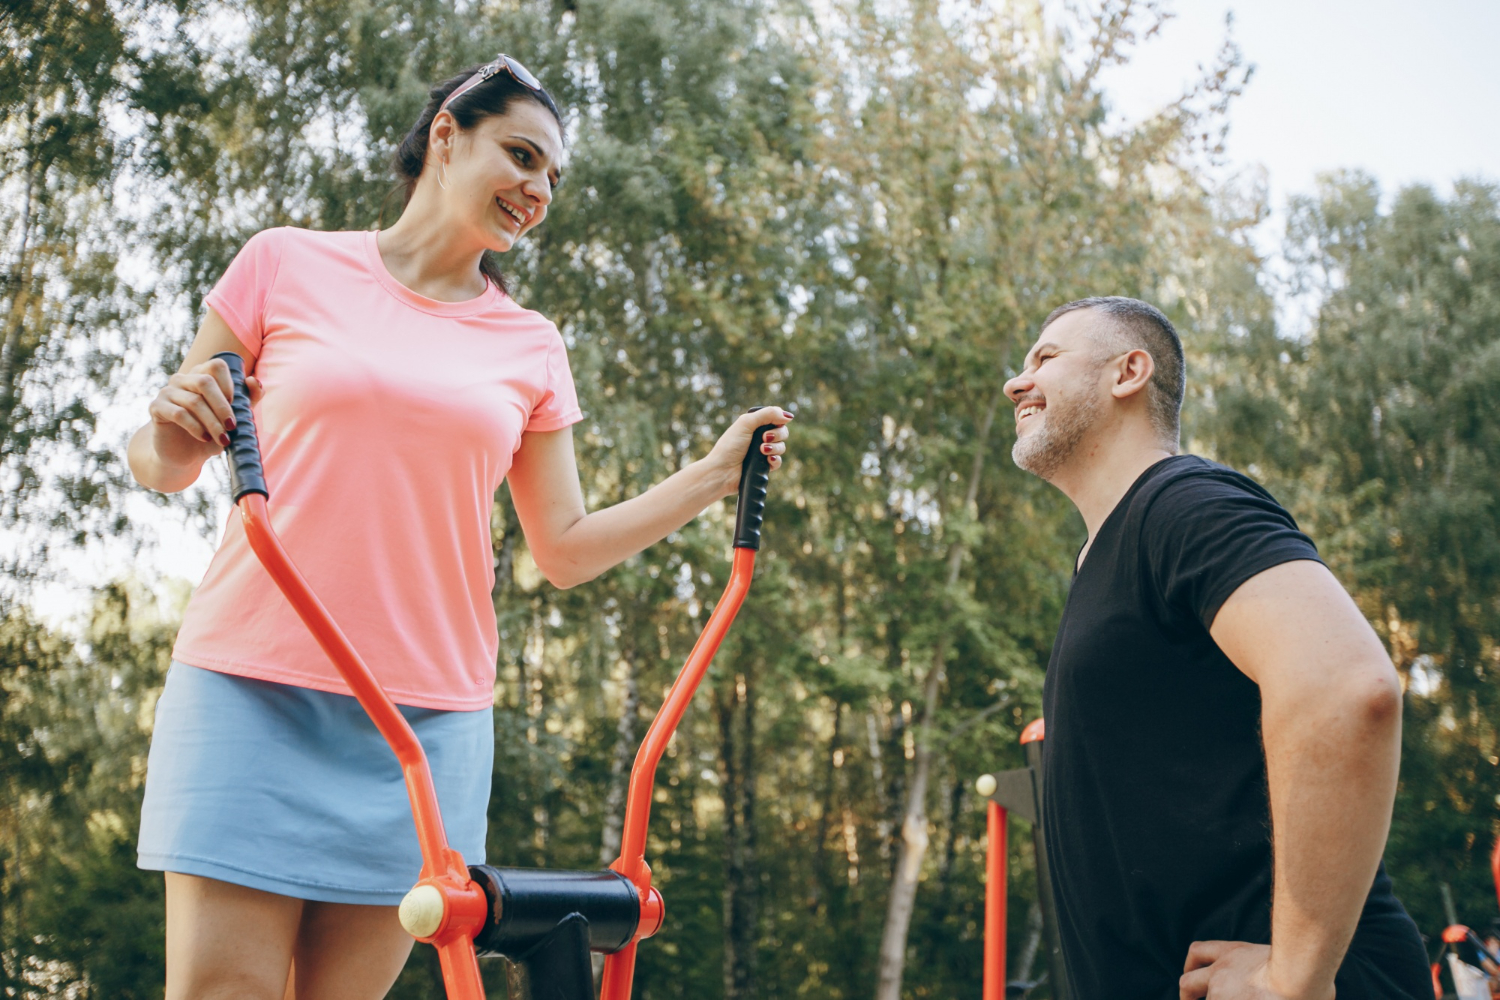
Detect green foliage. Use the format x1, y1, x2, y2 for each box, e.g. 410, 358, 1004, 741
0, 0, 143, 559
1, 586, 173, 996
1284, 172, 1500, 936
3, 1, 1497, 997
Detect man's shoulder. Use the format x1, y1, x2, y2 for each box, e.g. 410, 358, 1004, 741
1129, 455, 1283, 522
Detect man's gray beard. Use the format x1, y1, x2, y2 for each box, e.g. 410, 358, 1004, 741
1011, 389, 1101, 481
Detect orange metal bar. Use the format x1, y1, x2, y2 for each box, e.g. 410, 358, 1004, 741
984, 801, 1007, 1000
434, 937, 486, 999
238, 494, 487, 999
1492, 834, 1499, 913
597, 546, 758, 1000
600, 943, 638, 1000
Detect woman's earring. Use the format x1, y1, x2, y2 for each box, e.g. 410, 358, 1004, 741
438, 161, 450, 191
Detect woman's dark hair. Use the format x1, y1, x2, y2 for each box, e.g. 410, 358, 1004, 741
391, 64, 565, 292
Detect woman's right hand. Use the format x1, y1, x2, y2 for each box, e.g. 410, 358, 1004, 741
146, 356, 264, 471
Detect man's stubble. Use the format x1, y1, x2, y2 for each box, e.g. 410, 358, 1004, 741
1011, 378, 1103, 481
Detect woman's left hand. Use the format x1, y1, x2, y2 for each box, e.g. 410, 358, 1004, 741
702, 407, 795, 497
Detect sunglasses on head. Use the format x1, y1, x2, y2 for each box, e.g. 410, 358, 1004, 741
437, 54, 545, 116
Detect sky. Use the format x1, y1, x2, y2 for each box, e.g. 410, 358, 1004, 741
1093, 0, 1500, 212
18, 0, 1500, 629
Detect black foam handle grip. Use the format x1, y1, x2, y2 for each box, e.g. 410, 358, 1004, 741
733, 407, 773, 550
213, 351, 268, 502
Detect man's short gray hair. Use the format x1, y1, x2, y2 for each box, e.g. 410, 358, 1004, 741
1041, 296, 1185, 447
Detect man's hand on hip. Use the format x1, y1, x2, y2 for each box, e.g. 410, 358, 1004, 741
1180, 941, 1334, 1000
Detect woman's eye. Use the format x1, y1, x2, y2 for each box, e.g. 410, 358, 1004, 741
511, 147, 532, 166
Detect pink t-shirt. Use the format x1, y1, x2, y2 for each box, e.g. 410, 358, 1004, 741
172, 227, 582, 710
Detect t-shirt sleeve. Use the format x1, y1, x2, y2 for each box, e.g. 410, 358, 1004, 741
525, 330, 583, 432
1142, 473, 1323, 630
203, 228, 288, 356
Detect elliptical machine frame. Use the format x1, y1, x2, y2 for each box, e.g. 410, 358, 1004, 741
217, 353, 778, 1000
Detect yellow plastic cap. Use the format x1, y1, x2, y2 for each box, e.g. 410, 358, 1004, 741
975, 773, 997, 798
399, 883, 445, 938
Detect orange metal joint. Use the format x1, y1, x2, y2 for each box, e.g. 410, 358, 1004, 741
402, 875, 488, 945
1442, 924, 1471, 944
633, 886, 666, 943
610, 857, 652, 892
439, 875, 489, 940
1020, 717, 1046, 744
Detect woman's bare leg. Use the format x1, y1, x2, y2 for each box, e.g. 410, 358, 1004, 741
165, 872, 302, 1000
166, 873, 417, 1000
285, 901, 415, 1000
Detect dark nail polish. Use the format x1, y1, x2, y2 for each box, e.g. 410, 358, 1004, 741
761, 444, 773, 454
220, 434, 231, 447
784, 412, 795, 419
226, 417, 236, 431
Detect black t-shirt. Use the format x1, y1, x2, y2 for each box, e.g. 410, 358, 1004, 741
1041, 456, 1430, 1000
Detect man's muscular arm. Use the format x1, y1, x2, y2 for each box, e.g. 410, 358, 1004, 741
1179, 559, 1403, 1000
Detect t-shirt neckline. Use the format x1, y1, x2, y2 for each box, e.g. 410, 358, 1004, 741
1074, 454, 1190, 577
362, 230, 511, 318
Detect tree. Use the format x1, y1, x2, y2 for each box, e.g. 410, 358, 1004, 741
0, 0, 144, 571
1, 585, 175, 997
14, 2, 1490, 998
1285, 172, 1500, 935
789, 2, 1255, 993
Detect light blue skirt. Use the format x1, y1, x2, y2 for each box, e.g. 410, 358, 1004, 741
138, 662, 492, 905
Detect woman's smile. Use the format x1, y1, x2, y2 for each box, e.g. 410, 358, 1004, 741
495, 195, 529, 226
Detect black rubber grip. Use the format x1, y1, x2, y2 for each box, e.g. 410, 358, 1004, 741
213, 351, 267, 502
733, 406, 773, 550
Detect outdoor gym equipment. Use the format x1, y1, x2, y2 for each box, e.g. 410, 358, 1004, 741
974, 737, 1500, 1000
974, 718, 1069, 1000
1438, 923, 1499, 1000
1432, 834, 1500, 999
216, 352, 775, 1000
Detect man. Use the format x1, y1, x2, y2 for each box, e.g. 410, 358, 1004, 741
1476, 922, 1500, 997
1004, 297, 1430, 1000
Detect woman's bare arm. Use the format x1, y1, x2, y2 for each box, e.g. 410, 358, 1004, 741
505, 408, 792, 589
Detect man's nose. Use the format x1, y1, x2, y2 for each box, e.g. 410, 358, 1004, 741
1004, 372, 1031, 403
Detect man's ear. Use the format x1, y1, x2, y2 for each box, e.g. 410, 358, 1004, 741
1110, 348, 1155, 400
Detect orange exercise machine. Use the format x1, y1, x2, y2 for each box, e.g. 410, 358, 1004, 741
975, 718, 1069, 1000
218, 352, 775, 1000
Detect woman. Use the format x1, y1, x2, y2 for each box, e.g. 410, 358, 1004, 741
128, 55, 792, 1000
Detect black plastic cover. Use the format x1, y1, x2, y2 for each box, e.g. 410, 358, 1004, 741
983, 767, 1039, 824
468, 865, 640, 958
733, 406, 773, 550
212, 351, 267, 502
501, 913, 595, 1000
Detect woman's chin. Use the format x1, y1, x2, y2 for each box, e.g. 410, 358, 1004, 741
486, 229, 517, 253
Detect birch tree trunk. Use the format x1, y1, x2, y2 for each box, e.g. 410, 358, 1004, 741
598, 646, 640, 868
593, 646, 639, 982
874, 388, 1003, 1000
717, 669, 760, 1000
0, 126, 36, 447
